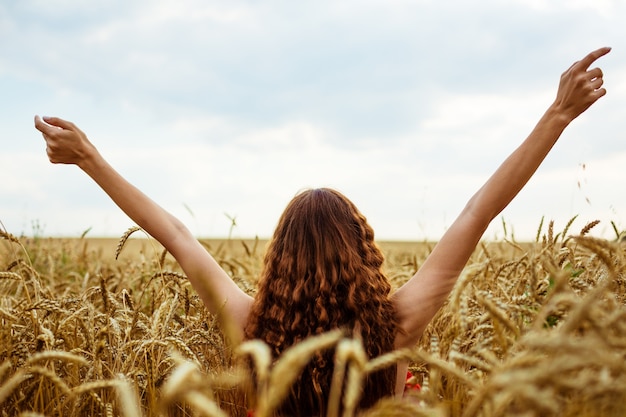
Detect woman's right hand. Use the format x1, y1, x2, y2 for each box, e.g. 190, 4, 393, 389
34, 115, 97, 167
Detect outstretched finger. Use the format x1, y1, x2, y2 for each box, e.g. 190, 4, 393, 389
34, 115, 59, 135
42, 116, 77, 131
577, 47, 611, 71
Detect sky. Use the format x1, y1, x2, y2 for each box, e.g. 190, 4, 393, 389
1, 0, 626, 242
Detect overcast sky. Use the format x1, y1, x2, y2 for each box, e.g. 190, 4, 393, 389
1, 0, 626, 242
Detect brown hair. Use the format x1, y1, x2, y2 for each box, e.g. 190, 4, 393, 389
244, 188, 398, 416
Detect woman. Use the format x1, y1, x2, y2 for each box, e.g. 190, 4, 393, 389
34, 47, 610, 416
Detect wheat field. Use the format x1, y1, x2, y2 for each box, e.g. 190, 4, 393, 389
1, 217, 626, 417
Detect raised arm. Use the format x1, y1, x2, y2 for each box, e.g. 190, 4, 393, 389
392, 47, 611, 348
34, 116, 253, 341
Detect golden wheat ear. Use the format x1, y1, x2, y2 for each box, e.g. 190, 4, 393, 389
579, 219, 601, 236
0, 229, 20, 244
115, 226, 143, 260
0, 271, 22, 280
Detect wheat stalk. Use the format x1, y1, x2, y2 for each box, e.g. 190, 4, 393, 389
0, 370, 31, 406
25, 350, 89, 367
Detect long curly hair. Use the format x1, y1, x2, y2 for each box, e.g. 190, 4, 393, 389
244, 188, 399, 416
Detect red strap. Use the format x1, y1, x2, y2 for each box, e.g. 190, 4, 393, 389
404, 371, 421, 392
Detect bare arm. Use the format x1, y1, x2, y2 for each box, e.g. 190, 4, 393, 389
34, 117, 253, 342
392, 47, 611, 348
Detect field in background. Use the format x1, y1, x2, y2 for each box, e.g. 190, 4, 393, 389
58, 237, 437, 260
2, 223, 626, 416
